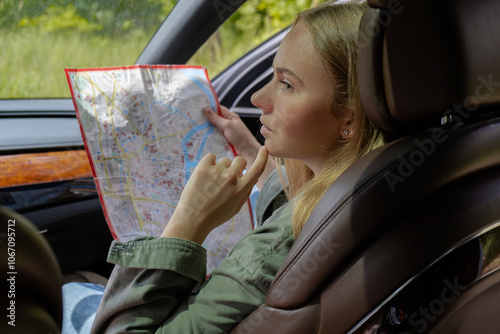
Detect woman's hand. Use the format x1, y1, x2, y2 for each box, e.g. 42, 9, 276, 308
206, 106, 262, 166
206, 106, 275, 190
160, 146, 269, 244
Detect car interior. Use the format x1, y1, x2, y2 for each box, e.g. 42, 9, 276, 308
1, 0, 500, 333
231, 0, 500, 333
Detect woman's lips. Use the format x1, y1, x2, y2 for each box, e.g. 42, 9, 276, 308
260, 123, 272, 135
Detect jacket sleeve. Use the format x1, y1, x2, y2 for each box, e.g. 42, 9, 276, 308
90, 236, 207, 333
90, 214, 294, 334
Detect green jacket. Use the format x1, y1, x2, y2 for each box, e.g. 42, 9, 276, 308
91, 172, 294, 334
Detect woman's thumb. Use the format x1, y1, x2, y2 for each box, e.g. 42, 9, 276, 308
205, 108, 223, 127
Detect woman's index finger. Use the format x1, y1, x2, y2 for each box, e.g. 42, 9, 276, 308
241, 146, 268, 185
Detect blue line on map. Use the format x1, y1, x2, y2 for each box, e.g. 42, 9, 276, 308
179, 68, 217, 110
178, 68, 218, 184
197, 126, 214, 161
149, 101, 196, 125
141, 116, 151, 134
119, 135, 136, 149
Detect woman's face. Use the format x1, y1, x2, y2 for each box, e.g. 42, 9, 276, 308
251, 22, 345, 174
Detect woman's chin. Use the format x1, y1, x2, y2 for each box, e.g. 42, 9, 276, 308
263, 143, 282, 159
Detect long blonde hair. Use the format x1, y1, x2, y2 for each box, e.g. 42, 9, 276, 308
282, 1, 387, 237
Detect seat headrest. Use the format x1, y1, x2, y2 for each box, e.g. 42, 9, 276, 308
358, 0, 500, 132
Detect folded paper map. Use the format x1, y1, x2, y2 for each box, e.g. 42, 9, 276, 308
65, 65, 253, 273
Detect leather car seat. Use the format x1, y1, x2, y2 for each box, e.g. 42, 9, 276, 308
0, 206, 63, 333
231, 0, 500, 333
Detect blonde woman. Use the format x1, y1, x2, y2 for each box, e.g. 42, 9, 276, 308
90, 1, 387, 333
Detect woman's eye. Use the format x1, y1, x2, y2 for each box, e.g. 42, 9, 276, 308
280, 80, 293, 90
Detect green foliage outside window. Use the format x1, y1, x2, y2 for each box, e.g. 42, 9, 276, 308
0, 0, 325, 98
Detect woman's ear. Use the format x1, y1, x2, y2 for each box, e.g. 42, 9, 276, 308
339, 116, 354, 139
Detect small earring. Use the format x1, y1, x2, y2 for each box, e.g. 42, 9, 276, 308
343, 129, 349, 136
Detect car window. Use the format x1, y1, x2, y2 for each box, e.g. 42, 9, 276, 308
1, 0, 326, 99
0, 0, 326, 211
0, 0, 178, 99
188, 0, 328, 79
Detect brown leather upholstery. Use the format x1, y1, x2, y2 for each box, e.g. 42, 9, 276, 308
427, 270, 500, 334
0, 206, 63, 334
232, 1, 500, 333
359, 0, 500, 132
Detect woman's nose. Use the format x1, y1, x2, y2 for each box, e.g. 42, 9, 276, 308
251, 81, 273, 114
